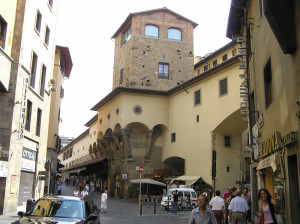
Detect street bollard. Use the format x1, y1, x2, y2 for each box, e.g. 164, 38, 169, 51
139, 201, 142, 216
154, 200, 156, 214
167, 198, 169, 213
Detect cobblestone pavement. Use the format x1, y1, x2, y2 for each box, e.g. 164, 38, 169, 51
0, 184, 192, 224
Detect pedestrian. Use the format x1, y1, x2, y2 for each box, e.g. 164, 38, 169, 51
258, 188, 278, 224
85, 183, 89, 192
209, 190, 225, 224
101, 190, 108, 213
90, 181, 95, 196
81, 188, 89, 198
228, 190, 249, 224
186, 192, 191, 210
169, 191, 175, 214
73, 187, 79, 197
241, 188, 251, 223
223, 187, 232, 224
173, 190, 179, 214
189, 194, 217, 224
57, 183, 62, 195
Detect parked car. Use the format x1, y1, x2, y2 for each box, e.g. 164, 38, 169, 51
11, 195, 100, 224
161, 188, 198, 210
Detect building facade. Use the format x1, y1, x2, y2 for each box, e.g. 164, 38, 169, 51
0, 0, 72, 214
227, 0, 300, 223
58, 8, 249, 199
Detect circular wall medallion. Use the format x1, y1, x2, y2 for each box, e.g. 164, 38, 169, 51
133, 105, 143, 115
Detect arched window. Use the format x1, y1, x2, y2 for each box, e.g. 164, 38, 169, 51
145, 25, 158, 38
168, 28, 181, 41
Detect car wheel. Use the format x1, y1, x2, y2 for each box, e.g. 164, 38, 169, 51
191, 203, 196, 209
178, 204, 182, 211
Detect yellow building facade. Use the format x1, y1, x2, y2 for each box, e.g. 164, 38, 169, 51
59, 8, 248, 199
227, 0, 300, 223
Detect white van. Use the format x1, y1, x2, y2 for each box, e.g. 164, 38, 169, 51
160, 188, 198, 210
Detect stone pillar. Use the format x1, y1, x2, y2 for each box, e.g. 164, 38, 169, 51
120, 128, 134, 162
104, 136, 114, 164
144, 129, 154, 162
112, 132, 125, 162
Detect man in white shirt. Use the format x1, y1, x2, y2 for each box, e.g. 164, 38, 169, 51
81, 188, 89, 198
209, 190, 225, 224
228, 190, 249, 224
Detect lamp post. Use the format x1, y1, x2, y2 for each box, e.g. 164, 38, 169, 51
139, 165, 143, 216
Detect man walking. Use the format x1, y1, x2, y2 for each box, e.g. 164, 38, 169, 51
173, 190, 179, 215
241, 188, 251, 224
228, 190, 249, 224
223, 187, 232, 224
209, 190, 225, 224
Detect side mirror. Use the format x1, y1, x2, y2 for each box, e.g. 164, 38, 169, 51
86, 214, 97, 222
18, 211, 25, 218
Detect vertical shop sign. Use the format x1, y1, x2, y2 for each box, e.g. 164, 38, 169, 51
19, 78, 29, 139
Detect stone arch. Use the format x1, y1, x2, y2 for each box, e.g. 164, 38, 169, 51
163, 156, 185, 176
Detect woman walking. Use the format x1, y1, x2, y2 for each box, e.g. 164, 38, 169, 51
189, 194, 217, 224
101, 190, 108, 213
258, 188, 278, 224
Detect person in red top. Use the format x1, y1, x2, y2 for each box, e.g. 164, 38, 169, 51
223, 187, 232, 224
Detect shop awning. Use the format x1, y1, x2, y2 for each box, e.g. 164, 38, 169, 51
257, 153, 279, 172
130, 178, 166, 187
68, 167, 86, 173
170, 175, 212, 188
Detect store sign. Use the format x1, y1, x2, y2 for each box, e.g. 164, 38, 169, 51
257, 153, 278, 172
21, 147, 36, 172
19, 78, 29, 139
259, 131, 297, 159
237, 37, 250, 123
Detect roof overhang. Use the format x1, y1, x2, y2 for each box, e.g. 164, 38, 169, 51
226, 0, 247, 39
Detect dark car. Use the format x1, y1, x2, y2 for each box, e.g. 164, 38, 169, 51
11, 195, 100, 224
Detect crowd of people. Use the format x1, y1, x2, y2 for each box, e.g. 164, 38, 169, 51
189, 186, 278, 224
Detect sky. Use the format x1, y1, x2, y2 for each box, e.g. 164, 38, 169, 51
56, 0, 232, 138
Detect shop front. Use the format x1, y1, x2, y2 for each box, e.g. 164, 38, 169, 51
256, 131, 299, 224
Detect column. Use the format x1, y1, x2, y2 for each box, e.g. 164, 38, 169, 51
120, 128, 134, 162
144, 129, 154, 162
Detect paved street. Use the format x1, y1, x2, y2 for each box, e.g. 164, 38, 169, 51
0, 184, 192, 224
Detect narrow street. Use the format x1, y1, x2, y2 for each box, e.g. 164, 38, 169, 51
0, 184, 192, 224
61, 184, 191, 224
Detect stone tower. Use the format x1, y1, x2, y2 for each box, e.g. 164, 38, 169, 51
111, 7, 198, 91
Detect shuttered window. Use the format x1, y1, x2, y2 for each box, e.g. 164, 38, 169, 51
219, 78, 228, 96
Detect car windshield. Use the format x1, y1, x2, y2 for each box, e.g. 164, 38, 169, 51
165, 190, 174, 197
27, 199, 84, 218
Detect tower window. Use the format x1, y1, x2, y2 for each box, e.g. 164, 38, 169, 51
122, 25, 131, 45
222, 54, 228, 61
158, 63, 169, 79
145, 25, 158, 38
168, 28, 181, 41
